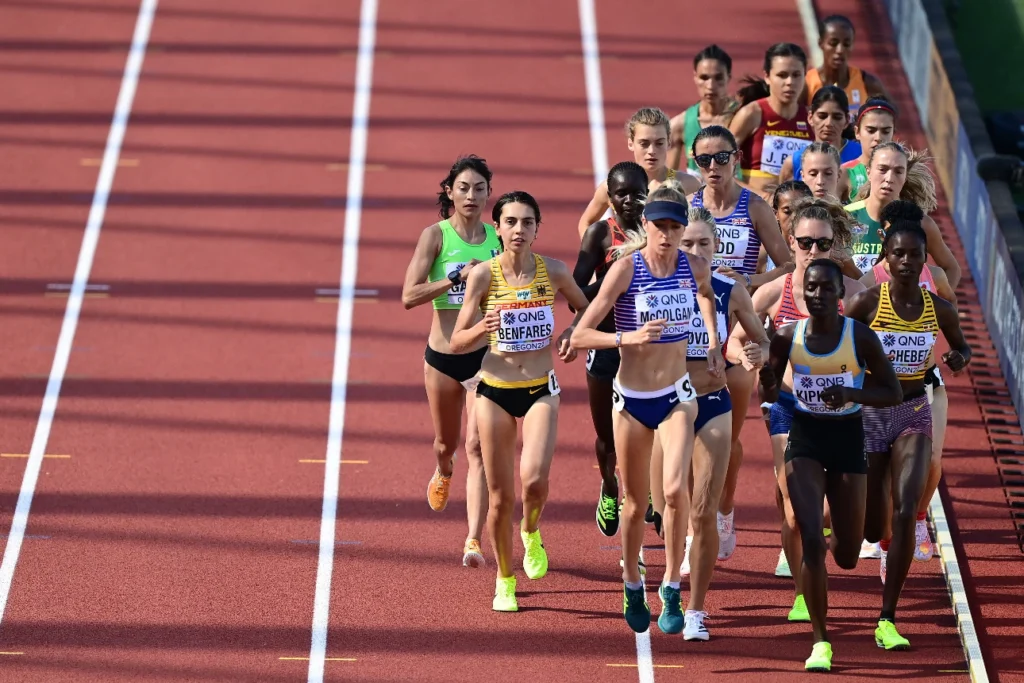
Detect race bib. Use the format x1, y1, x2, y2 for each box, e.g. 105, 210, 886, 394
495, 303, 554, 353
793, 371, 855, 414
688, 308, 728, 358
445, 262, 467, 305
586, 349, 596, 371
611, 386, 626, 413
635, 287, 693, 338
547, 370, 561, 396
674, 374, 697, 402
712, 225, 751, 270
877, 331, 935, 377
760, 135, 812, 176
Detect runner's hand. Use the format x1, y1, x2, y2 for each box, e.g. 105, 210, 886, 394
483, 309, 501, 333
739, 341, 763, 370
820, 385, 849, 410
557, 328, 577, 362
458, 259, 482, 281
706, 346, 725, 378
942, 349, 968, 374
715, 266, 746, 286
626, 318, 668, 345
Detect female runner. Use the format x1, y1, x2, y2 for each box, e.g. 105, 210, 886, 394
578, 108, 701, 237
778, 86, 861, 192
668, 45, 740, 176
687, 125, 792, 560
857, 201, 956, 562
737, 198, 865, 604
401, 155, 500, 566
846, 220, 970, 651
806, 15, 890, 120
573, 161, 649, 536
845, 141, 961, 286
571, 182, 724, 636
842, 98, 897, 199
759, 180, 813, 276
651, 206, 770, 640
759, 258, 902, 672
450, 191, 590, 612
730, 43, 814, 197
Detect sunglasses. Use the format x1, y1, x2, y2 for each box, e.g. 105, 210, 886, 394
694, 150, 736, 169
793, 236, 834, 252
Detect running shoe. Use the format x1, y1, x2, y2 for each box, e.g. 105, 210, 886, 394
717, 510, 736, 560
683, 610, 710, 641
680, 536, 692, 578
521, 527, 548, 580
596, 480, 620, 537
462, 538, 485, 568
880, 549, 888, 585
623, 584, 651, 633
860, 539, 882, 559
788, 594, 810, 622
657, 584, 684, 634
875, 619, 910, 650
775, 548, 791, 577
645, 492, 656, 523
914, 519, 934, 561
492, 575, 517, 612
426, 465, 452, 512
823, 527, 832, 538
805, 641, 832, 672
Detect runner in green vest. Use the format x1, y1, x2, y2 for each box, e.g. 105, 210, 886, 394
841, 98, 896, 201
668, 45, 740, 176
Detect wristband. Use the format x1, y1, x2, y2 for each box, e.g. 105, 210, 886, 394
615, 331, 622, 347
743, 272, 752, 288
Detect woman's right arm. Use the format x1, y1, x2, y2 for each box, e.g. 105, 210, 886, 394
571, 259, 633, 350
401, 224, 468, 309
577, 182, 610, 238
572, 222, 611, 303
729, 101, 761, 147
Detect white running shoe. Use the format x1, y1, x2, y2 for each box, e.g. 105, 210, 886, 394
681, 536, 692, 577
880, 549, 888, 585
914, 519, 934, 561
775, 548, 791, 577
717, 511, 736, 560
683, 610, 710, 641
860, 539, 882, 559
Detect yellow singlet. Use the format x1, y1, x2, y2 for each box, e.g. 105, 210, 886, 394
484, 255, 556, 353
868, 282, 939, 381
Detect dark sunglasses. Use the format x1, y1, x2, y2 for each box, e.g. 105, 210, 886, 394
693, 150, 737, 169
794, 236, 834, 252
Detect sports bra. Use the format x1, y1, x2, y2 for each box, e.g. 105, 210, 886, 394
868, 282, 939, 381
787, 317, 865, 416
483, 255, 555, 353
690, 187, 761, 274
613, 250, 695, 345
429, 220, 502, 309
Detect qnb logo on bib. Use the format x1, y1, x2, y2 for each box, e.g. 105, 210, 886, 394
445, 262, 467, 305
496, 302, 554, 353
880, 331, 935, 375
793, 371, 854, 413
760, 135, 812, 176
688, 310, 728, 358
712, 225, 751, 269
635, 288, 693, 337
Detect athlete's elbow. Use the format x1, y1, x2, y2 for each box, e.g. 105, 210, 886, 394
401, 290, 417, 310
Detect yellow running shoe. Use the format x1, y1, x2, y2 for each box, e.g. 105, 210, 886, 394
805, 641, 832, 672
426, 466, 452, 512
521, 527, 548, 579
788, 594, 810, 622
463, 538, 485, 568
493, 576, 518, 612
874, 619, 910, 650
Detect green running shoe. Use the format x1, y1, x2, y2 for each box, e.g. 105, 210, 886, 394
805, 641, 832, 672
623, 584, 651, 633
657, 584, 683, 634
596, 481, 620, 537
492, 575, 518, 612
874, 619, 910, 650
788, 594, 810, 622
521, 526, 548, 580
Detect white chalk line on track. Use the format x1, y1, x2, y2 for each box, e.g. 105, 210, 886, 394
0, 0, 158, 626
576, 0, 656, 679
305, 0, 378, 680
793, 2, 989, 680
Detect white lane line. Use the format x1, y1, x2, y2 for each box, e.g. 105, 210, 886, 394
794, 0, 824, 67
635, 631, 655, 683
0, 0, 158, 626
929, 489, 991, 683
577, 0, 609, 188
306, 0, 378, 680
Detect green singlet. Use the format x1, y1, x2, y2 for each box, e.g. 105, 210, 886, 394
844, 160, 868, 199
428, 219, 502, 310
845, 199, 883, 273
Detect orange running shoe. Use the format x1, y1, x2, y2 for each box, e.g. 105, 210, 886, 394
463, 539, 485, 567
427, 466, 452, 511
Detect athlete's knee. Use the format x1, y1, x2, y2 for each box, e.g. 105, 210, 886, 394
689, 499, 716, 532
488, 490, 515, 519
621, 494, 647, 523
892, 502, 917, 529
800, 534, 827, 567
521, 476, 548, 505
663, 479, 687, 511
832, 544, 859, 570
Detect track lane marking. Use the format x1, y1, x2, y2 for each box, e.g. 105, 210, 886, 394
305, 0, 378, 680
0, 0, 158, 627
0, 454, 71, 459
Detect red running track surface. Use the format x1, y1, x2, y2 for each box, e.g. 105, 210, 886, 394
0, 0, 1009, 680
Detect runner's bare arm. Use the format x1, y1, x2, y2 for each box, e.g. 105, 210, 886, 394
729, 101, 762, 146
449, 264, 494, 353
758, 325, 793, 404
668, 112, 686, 170
578, 182, 610, 238
402, 224, 468, 309
573, 221, 612, 303
932, 293, 972, 373
749, 195, 794, 286
922, 215, 961, 289
570, 258, 634, 350
777, 156, 794, 184
731, 282, 770, 368
691, 253, 725, 377
547, 258, 590, 362
864, 71, 890, 101
843, 286, 881, 325
841, 276, 867, 306
930, 264, 957, 309
839, 321, 903, 407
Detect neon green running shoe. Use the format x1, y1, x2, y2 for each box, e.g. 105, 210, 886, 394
788, 594, 810, 622
521, 526, 548, 580
875, 619, 910, 650
805, 641, 832, 672
492, 576, 518, 612
596, 480, 619, 537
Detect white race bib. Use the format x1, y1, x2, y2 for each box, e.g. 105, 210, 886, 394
877, 331, 935, 377
793, 371, 855, 414
547, 370, 561, 396
711, 224, 751, 270
445, 262, 467, 305
674, 374, 697, 402
495, 304, 554, 353
852, 253, 877, 273
760, 135, 812, 176
635, 288, 693, 338
688, 309, 728, 358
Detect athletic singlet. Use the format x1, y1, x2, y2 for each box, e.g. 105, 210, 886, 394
613, 249, 695, 344
806, 66, 869, 120
868, 282, 939, 380
773, 272, 846, 328
691, 187, 761, 274
429, 220, 502, 309
871, 262, 936, 294
597, 216, 632, 278
845, 199, 884, 273
842, 159, 868, 199
792, 139, 862, 181
688, 272, 733, 359
483, 255, 555, 353
740, 99, 813, 179
786, 317, 865, 416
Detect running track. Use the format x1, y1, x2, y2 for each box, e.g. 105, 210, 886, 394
0, 0, 1019, 681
